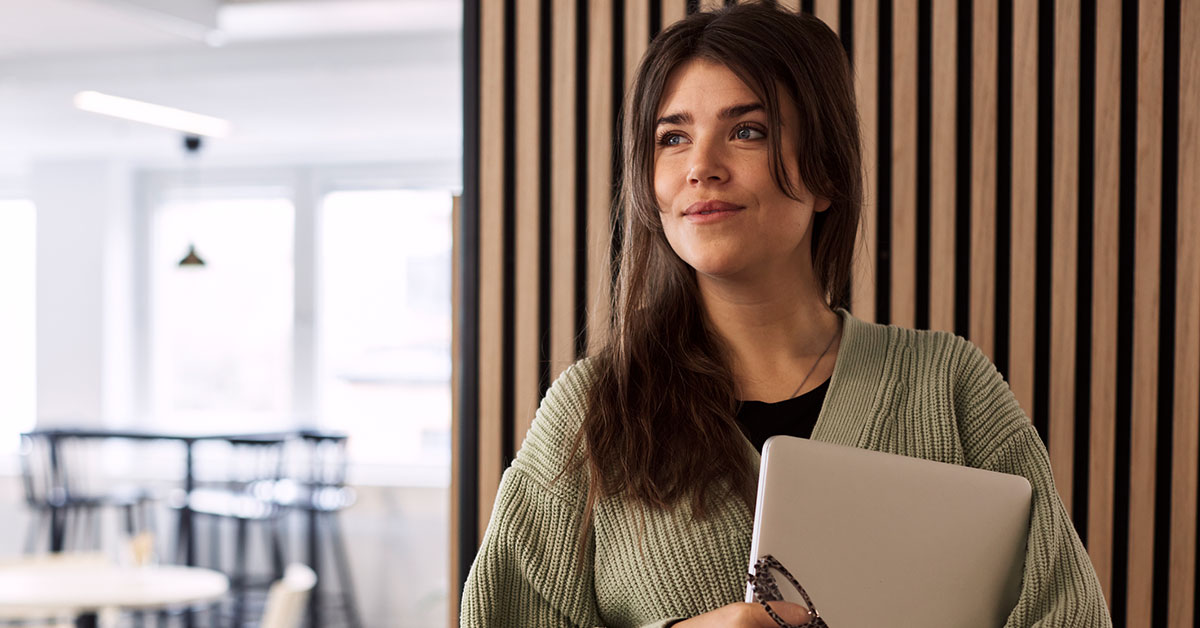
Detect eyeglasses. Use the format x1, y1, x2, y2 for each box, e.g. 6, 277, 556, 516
747, 554, 828, 628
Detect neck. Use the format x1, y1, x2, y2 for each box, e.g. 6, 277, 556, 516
698, 268, 841, 402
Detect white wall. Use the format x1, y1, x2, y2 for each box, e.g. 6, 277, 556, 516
33, 160, 136, 426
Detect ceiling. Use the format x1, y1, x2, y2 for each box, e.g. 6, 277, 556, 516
0, 0, 463, 179
0, 0, 461, 58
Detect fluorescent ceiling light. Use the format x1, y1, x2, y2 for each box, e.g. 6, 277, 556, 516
73, 91, 232, 138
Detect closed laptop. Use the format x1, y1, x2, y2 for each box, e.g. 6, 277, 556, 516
747, 436, 1032, 627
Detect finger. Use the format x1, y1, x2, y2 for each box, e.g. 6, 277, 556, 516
757, 600, 812, 626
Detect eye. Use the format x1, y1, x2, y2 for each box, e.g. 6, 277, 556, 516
657, 131, 687, 147
733, 124, 766, 141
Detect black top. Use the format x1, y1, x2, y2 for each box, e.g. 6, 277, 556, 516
735, 377, 830, 452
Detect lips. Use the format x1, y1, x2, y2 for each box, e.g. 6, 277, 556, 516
683, 200, 744, 216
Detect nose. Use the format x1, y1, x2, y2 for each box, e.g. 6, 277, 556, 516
687, 138, 729, 185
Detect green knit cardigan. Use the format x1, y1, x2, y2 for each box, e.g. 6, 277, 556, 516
461, 312, 1112, 627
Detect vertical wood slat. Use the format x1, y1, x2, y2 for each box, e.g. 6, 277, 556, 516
661, 0, 687, 30
850, 0, 877, 320
890, 2, 917, 328
1126, 1, 1164, 624
1169, 2, 1200, 624
626, 0, 650, 93
970, 0, 997, 360
1088, 0, 1122, 601
476, 0, 507, 544
550, 0, 578, 381
513, 0, 541, 445
699, 0, 725, 12
1169, 2, 1200, 622
1009, 0, 1037, 418
586, 0, 613, 355
813, 0, 838, 32
928, 0, 956, 333
1049, 0, 1080, 517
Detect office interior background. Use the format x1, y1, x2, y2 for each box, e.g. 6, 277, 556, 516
0, 0, 1195, 627
1, 0, 459, 626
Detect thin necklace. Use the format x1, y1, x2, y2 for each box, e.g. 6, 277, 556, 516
788, 327, 839, 399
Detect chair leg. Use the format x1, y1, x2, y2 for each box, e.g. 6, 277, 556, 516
307, 509, 320, 628
89, 506, 102, 550
208, 517, 222, 628
24, 508, 47, 553
268, 515, 285, 580
231, 518, 248, 628
327, 513, 363, 628
124, 501, 136, 535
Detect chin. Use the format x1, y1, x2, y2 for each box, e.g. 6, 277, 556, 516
685, 258, 747, 280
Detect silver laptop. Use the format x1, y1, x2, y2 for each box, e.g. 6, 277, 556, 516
747, 436, 1032, 627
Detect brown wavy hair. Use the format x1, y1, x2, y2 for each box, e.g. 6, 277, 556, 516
575, 2, 863, 528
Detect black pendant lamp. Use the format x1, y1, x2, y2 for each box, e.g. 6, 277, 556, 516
178, 243, 206, 267
177, 134, 207, 267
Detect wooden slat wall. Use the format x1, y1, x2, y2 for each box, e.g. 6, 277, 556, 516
970, 0, 997, 361
1049, 0, 1079, 521
928, 0, 956, 334
458, 2, 1199, 626
1090, 0, 1121, 601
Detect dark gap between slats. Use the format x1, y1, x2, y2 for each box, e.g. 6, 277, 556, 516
458, 0, 482, 589
839, 0, 853, 312
915, 0, 932, 330
1110, 1, 1140, 624
994, 0, 1012, 379
801, 0, 814, 15
875, 0, 893, 325
839, 0, 853, 58
954, 0, 972, 338
574, 0, 590, 359
501, 0, 518, 468
1072, 0, 1097, 545
1152, 1, 1182, 624
537, 0, 553, 398
686, 0, 700, 16
611, 0, 625, 291
649, 0, 662, 38
1032, 0, 1054, 446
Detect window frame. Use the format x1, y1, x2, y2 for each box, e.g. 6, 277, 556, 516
135, 162, 460, 486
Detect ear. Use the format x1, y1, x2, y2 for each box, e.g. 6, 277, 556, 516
813, 196, 832, 213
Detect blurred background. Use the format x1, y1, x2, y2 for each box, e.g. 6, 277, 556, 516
0, 0, 460, 626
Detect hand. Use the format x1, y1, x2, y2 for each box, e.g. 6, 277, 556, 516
674, 601, 811, 627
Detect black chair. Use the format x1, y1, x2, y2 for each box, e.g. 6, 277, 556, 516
278, 431, 362, 628
176, 435, 289, 628
19, 431, 155, 554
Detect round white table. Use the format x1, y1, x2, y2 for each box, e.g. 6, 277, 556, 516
0, 563, 229, 628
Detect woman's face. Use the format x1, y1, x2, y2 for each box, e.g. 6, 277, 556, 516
653, 58, 829, 285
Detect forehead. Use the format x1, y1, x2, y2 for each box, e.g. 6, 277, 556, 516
656, 58, 761, 115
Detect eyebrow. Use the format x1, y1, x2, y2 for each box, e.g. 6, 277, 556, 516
654, 102, 765, 128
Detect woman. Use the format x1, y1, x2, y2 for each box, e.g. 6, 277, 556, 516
461, 3, 1110, 627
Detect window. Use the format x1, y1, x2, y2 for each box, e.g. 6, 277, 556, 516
318, 189, 452, 482
150, 195, 295, 432
0, 199, 36, 447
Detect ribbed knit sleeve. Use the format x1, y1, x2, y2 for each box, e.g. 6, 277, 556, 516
954, 341, 1112, 628
460, 363, 687, 628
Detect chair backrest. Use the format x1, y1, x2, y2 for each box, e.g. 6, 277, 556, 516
297, 430, 349, 489
195, 436, 287, 492
260, 563, 318, 628
19, 431, 135, 505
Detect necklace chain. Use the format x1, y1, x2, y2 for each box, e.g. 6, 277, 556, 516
788, 327, 839, 399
